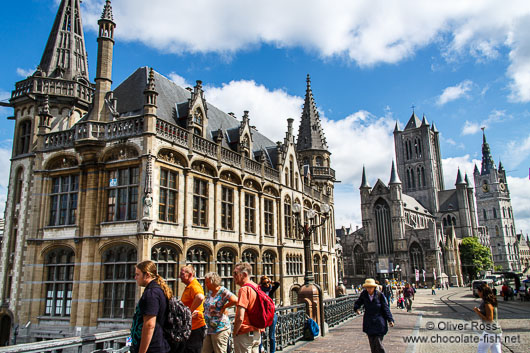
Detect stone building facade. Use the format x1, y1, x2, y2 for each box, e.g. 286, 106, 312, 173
473, 131, 520, 271
342, 113, 483, 287
0, 0, 337, 343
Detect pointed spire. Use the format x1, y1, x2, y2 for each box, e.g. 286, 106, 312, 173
474, 164, 480, 175
480, 128, 496, 175
360, 166, 371, 189
464, 173, 472, 188
431, 121, 438, 132
101, 0, 114, 21
404, 111, 422, 130
389, 160, 401, 184
39, 0, 89, 80
296, 74, 328, 151
498, 160, 504, 170
421, 114, 429, 126
394, 121, 401, 132
456, 168, 466, 185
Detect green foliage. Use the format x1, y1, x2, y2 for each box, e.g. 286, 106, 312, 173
494, 265, 503, 272
459, 237, 493, 280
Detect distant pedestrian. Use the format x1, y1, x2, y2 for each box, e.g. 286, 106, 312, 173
354, 278, 395, 353
403, 283, 415, 312
473, 284, 502, 353
382, 279, 393, 305
431, 285, 436, 295
179, 266, 207, 353
259, 276, 280, 353
130, 260, 171, 353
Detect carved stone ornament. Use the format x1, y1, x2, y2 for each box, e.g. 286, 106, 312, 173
220, 171, 232, 182
192, 162, 214, 176
158, 149, 183, 166
244, 179, 259, 190
47, 156, 79, 170
264, 186, 277, 196
104, 146, 139, 163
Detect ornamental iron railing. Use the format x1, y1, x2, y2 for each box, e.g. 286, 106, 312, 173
323, 294, 360, 328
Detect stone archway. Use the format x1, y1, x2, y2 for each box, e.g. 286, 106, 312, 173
0, 314, 11, 346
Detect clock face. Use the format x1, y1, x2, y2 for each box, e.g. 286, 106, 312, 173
482, 183, 489, 192
499, 183, 506, 191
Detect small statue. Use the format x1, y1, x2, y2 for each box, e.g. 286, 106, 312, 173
143, 194, 153, 218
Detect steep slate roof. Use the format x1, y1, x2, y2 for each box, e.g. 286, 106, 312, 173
402, 194, 431, 215
113, 67, 276, 157
39, 0, 89, 80
438, 189, 459, 212
404, 112, 422, 130
296, 74, 328, 151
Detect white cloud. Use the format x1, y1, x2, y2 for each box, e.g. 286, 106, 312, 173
204, 80, 304, 142
441, 154, 480, 188
16, 67, 35, 78
437, 80, 473, 105
168, 72, 192, 88
504, 134, 530, 170
507, 176, 530, 237
81, 1, 530, 100
461, 110, 510, 136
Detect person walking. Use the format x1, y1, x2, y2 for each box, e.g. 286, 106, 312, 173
473, 284, 502, 353
130, 260, 171, 353
354, 278, 395, 353
259, 276, 280, 353
201, 272, 238, 353
179, 266, 207, 353
233, 262, 262, 353
403, 283, 415, 312
382, 279, 393, 305
432, 285, 436, 295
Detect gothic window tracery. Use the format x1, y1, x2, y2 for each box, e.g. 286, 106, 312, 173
186, 246, 210, 287
353, 245, 365, 275
242, 250, 258, 282
217, 249, 235, 291
102, 245, 137, 318
44, 248, 74, 317
409, 242, 424, 273
152, 244, 179, 295
375, 198, 393, 255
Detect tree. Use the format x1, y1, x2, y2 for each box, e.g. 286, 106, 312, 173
459, 237, 493, 280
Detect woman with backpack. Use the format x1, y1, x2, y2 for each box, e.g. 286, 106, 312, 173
354, 278, 394, 353
201, 272, 238, 353
131, 260, 172, 353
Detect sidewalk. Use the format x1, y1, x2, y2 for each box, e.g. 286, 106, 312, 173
285, 297, 424, 353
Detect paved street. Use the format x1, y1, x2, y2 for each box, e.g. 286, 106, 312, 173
285, 287, 530, 353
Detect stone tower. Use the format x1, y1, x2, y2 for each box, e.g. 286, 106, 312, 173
296, 75, 335, 194
394, 113, 444, 213
473, 130, 519, 271
93, 0, 116, 121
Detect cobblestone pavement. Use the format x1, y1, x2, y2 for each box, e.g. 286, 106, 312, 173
284, 286, 530, 353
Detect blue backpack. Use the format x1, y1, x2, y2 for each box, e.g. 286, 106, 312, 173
303, 317, 320, 340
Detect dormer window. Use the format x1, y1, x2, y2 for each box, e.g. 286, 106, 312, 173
193, 110, 203, 126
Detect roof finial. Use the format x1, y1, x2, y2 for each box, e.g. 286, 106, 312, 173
411, 104, 415, 114
101, 0, 114, 21
389, 160, 401, 184
360, 165, 371, 189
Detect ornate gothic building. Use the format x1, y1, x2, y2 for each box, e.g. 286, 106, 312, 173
474, 131, 520, 271
342, 113, 484, 287
0, 0, 337, 343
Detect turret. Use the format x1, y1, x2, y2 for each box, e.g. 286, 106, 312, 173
93, 0, 116, 121
143, 68, 158, 133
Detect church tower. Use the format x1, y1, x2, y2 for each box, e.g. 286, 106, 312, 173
394, 112, 444, 213
296, 75, 335, 195
473, 130, 519, 271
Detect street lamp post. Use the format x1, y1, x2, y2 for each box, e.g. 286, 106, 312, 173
292, 203, 330, 285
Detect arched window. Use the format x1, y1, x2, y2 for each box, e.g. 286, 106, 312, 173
15, 169, 23, 205
421, 167, 426, 187
443, 218, 447, 227
414, 137, 422, 158
409, 242, 424, 274
452, 217, 456, 225
44, 248, 75, 317
152, 244, 179, 295
102, 245, 137, 318
17, 120, 32, 155
417, 167, 422, 188
297, 255, 303, 275
483, 209, 487, 221
406, 169, 412, 189
263, 251, 275, 278
375, 199, 393, 255
354, 245, 365, 275
313, 255, 320, 285
411, 169, 416, 188
502, 207, 506, 218
316, 156, 323, 166
322, 256, 329, 293
493, 208, 497, 219
290, 286, 300, 305
284, 196, 293, 238
242, 250, 258, 283
186, 246, 210, 287
217, 249, 235, 291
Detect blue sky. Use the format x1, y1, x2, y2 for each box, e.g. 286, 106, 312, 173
1, 0, 529, 235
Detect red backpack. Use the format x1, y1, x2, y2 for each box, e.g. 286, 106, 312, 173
243, 283, 276, 328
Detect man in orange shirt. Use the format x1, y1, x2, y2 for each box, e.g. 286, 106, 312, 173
233, 262, 262, 353
179, 265, 206, 353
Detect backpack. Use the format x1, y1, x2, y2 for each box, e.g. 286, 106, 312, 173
303, 317, 320, 340
243, 283, 276, 329
164, 296, 192, 347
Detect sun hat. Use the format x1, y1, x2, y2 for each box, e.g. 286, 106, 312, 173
362, 278, 378, 288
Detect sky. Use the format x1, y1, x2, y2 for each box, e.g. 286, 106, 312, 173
1, 0, 529, 237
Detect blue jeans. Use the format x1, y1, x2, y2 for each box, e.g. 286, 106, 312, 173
260, 312, 278, 353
